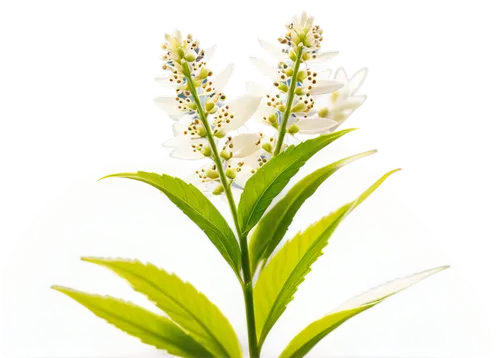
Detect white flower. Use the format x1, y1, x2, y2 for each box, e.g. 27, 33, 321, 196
249, 68, 368, 139
153, 64, 234, 120
294, 68, 368, 135
281, 12, 323, 52
257, 11, 342, 64
185, 131, 277, 196
153, 95, 196, 122
161, 94, 261, 160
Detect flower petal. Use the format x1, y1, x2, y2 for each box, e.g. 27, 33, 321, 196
258, 38, 287, 61
309, 51, 339, 64
227, 155, 260, 188
211, 63, 234, 92
334, 95, 366, 112
250, 57, 281, 81
246, 82, 269, 97
316, 69, 333, 80
335, 67, 348, 84
254, 98, 278, 125
185, 163, 220, 192
153, 96, 196, 122
162, 123, 207, 160
154, 74, 176, 88
230, 132, 262, 157
295, 118, 339, 134
310, 80, 343, 95
221, 95, 262, 132
348, 68, 368, 96
204, 45, 216, 62
173, 29, 182, 41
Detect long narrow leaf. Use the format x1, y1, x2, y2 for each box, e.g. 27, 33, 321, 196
254, 169, 400, 348
52, 286, 213, 358
100, 172, 241, 276
238, 129, 357, 235
82, 257, 242, 358
249, 150, 377, 275
279, 266, 449, 357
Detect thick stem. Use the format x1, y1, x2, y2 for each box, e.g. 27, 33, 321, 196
273, 45, 304, 156
240, 234, 259, 357
182, 61, 260, 357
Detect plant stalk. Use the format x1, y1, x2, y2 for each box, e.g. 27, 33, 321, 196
273, 44, 304, 156
182, 61, 260, 358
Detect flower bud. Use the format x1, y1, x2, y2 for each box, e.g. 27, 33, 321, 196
205, 99, 215, 112
318, 107, 329, 118
295, 87, 307, 96
225, 168, 237, 179
268, 113, 278, 124
289, 50, 297, 61
302, 52, 311, 61
262, 142, 273, 154
197, 125, 207, 137
278, 104, 286, 112
201, 146, 212, 157
214, 129, 226, 138
185, 51, 197, 62
277, 83, 289, 93
285, 68, 294, 77
206, 169, 219, 179
297, 70, 307, 82
220, 150, 233, 161
212, 184, 224, 195
288, 124, 300, 134
291, 102, 306, 113
185, 102, 197, 111
199, 67, 210, 79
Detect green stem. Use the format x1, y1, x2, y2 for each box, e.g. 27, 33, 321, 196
182, 61, 260, 358
273, 44, 304, 156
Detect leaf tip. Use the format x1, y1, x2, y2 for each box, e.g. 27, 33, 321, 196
51, 285, 71, 293
81, 256, 100, 263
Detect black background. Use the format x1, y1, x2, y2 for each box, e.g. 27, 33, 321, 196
4, 2, 492, 327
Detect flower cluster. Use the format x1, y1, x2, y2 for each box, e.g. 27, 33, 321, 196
155, 13, 369, 197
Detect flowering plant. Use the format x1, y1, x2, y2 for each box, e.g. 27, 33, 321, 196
53, 12, 448, 357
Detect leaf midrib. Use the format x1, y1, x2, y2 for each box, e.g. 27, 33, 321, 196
259, 167, 334, 261
258, 213, 343, 345
162, 178, 238, 268
241, 144, 306, 233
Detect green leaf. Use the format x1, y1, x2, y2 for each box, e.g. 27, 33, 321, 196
249, 150, 377, 276
100, 171, 241, 276
254, 169, 400, 348
82, 257, 242, 358
279, 265, 450, 357
52, 286, 213, 358
238, 128, 357, 235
